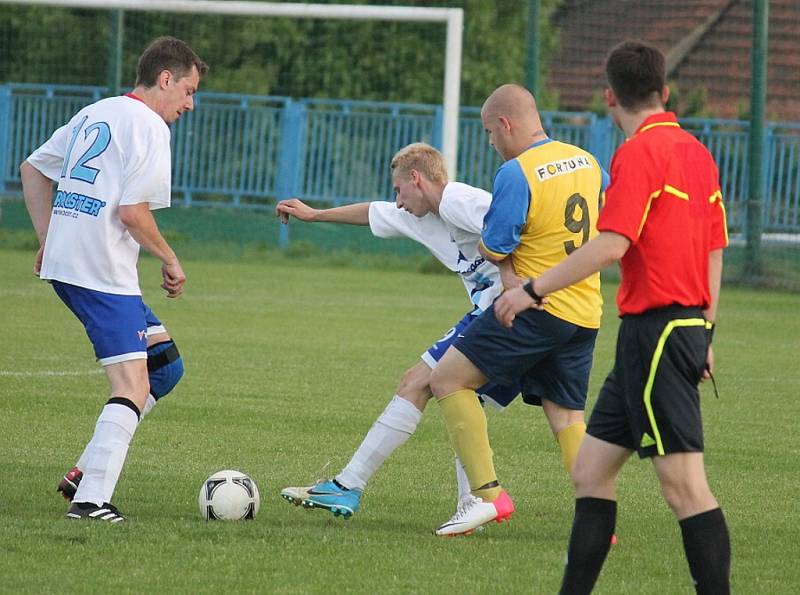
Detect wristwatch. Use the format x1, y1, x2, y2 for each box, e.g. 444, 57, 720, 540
522, 278, 544, 305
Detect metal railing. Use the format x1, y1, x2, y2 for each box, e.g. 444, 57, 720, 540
2, 84, 799, 233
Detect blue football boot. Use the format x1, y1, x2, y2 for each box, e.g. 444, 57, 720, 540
280, 479, 362, 519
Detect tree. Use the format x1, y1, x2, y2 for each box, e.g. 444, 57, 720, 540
0, 0, 563, 108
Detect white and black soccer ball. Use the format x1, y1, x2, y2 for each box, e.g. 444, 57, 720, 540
198, 469, 260, 520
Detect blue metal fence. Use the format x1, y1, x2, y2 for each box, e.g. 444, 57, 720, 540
172, 92, 289, 206
2, 84, 799, 233
768, 123, 800, 229
296, 99, 439, 205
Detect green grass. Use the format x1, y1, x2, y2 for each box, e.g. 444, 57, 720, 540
1, 247, 799, 594
4, 196, 800, 288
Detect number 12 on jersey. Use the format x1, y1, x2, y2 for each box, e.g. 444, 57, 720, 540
60, 115, 112, 184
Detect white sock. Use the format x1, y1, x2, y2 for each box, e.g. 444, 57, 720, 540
74, 443, 90, 473
75, 395, 153, 470
336, 395, 422, 491
72, 400, 139, 506
455, 455, 471, 501
141, 394, 157, 418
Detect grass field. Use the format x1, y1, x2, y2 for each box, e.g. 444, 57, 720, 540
1, 247, 799, 594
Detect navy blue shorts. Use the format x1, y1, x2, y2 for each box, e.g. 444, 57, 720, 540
52, 281, 164, 366
423, 310, 521, 410
453, 305, 597, 410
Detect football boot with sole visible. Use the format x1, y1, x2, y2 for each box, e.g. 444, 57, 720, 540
280, 479, 362, 518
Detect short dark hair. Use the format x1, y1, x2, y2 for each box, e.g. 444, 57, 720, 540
605, 41, 665, 111
135, 37, 208, 88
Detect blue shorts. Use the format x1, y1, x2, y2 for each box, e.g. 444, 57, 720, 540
453, 305, 597, 411
52, 281, 165, 366
422, 310, 521, 410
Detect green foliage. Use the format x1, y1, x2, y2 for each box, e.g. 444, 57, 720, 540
588, 79, 717, 119
1, 248, 799, 593
0, 7, 109, 85
587, 89, 608, 117
0, 1, 562, 107
666, 79, 714, 119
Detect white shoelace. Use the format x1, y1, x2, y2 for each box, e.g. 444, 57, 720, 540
447, 494, 482, 523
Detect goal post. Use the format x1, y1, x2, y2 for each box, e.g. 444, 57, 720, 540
0, 0, 464, 178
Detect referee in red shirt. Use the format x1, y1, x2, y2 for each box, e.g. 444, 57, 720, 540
495, 41, 730, 594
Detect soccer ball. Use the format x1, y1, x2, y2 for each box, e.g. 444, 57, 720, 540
198, 469, 260, 520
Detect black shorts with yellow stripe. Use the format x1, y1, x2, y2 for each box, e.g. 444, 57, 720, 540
587, 305, 712, 458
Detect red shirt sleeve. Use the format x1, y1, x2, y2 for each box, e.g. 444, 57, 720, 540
709, 190, 729, 250
596, 143, 654, 243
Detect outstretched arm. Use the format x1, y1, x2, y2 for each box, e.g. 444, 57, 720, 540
276, 198, 370, 226
119, 203, 185, 298
20, 160, 55, 275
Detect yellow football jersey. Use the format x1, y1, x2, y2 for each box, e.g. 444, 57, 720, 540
481, 139, 604, 328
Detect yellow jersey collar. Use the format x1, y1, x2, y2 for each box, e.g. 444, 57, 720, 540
635, 112, 680, 136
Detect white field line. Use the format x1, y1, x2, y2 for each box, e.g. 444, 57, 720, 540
0, 369, 103, 377
728, 233, 800, 245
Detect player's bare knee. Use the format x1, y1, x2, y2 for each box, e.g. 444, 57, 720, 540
543, 400, 585, 436
570, 462, 594, 492
571, 457, 615, 496
428, 369, 451, 399
396, 365, 426, 394
396, 365, 431, 402
659, 476, 709, 515
660, 481, 686, 514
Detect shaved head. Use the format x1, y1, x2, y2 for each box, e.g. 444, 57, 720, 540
481, 83, 539, 122
480, 83, 546, 161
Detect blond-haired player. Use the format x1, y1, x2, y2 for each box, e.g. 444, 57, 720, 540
276, 142, 522, 523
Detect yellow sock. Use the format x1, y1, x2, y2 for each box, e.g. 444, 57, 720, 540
438, 389, 501, 501
556, 422, 587, 474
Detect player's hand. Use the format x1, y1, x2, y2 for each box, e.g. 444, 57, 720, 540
276, 198, 317, 224
33, 246, 44, 277
161, 260, 186, 298
501, 269, 525, 290
498, 255, 524, 290
702, 344, 715, 381
494, 285, 546, 327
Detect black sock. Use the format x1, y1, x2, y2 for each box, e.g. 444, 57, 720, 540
680, 508, 731, 595
559, 497, 617, 595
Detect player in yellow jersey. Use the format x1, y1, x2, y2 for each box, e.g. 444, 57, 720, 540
429, 84, 607, 536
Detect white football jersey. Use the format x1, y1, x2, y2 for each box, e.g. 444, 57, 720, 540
368, 182, 501, 312
27, 95, 172, 295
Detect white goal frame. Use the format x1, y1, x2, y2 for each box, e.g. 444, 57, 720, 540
0, 0, 464, 177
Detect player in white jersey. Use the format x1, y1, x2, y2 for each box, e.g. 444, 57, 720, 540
276, 142, 524, 521
20, 37, 207, 522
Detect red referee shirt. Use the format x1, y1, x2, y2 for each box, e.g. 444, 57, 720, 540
597, 112, 728, 315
